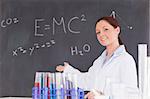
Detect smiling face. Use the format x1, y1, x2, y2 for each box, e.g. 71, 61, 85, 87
95, 20, 120, 47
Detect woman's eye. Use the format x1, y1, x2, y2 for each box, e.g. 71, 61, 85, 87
96, 32, 100, 34
104, 28, 108, 31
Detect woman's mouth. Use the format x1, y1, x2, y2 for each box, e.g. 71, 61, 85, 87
100, 36, 107, 41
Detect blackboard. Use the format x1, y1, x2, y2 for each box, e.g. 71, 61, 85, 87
0, 0, 149, 97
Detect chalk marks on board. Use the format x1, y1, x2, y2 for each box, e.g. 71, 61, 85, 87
110, 10, 133, 30
70, 43, 91, 56
34, 14, 86, 36
0, 17, 19, 28
12, 40, 55, 56
12, 40, 91, 56
5, 14, 87, 57
2, 12, 133, 57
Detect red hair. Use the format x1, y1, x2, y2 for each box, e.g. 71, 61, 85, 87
95, 16, 123, 45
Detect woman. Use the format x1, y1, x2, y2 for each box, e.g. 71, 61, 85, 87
56, 16, 138, 98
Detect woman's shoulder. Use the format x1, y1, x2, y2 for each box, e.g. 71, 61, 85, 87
122, 51, 135, 60
116, 51, 136, 66
115, 45, 135, 62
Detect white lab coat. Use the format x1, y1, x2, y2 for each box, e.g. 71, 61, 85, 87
64, 45, 139, 96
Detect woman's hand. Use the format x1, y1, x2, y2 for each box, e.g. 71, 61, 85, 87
84, 91, 95, 99
84, 89, 104, 99
56, 62, 69, 72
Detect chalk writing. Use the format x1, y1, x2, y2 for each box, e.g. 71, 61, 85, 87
34, 14, 87, 36
13, 40, 55, 56
70, 43, 91, 56
110, 10, 133, 30
1, 17, 19, 28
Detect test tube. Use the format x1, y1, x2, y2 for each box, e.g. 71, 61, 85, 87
72, 74, 78, 99
43, 73, 48, 99
47, 73, 51, 99
34, 72, 40, 87
51, 73, 56, 99
56, 72, 63, 99
62, 73, 67, 99
66, 73, 73, 99
33, 72, 40, 99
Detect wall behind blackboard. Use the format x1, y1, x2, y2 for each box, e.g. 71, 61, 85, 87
0, 0, 149, 97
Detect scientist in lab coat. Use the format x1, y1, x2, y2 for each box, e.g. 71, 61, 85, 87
56, 16, 139, 98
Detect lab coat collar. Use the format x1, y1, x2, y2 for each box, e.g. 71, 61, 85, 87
100, 45, 126, 68
101, 45, 126, 58
113, 45, 126, 56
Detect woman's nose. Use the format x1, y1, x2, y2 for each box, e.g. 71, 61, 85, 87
99, 32, 105, 36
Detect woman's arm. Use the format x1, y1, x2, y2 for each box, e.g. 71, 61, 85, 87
56, 61, 99, 90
